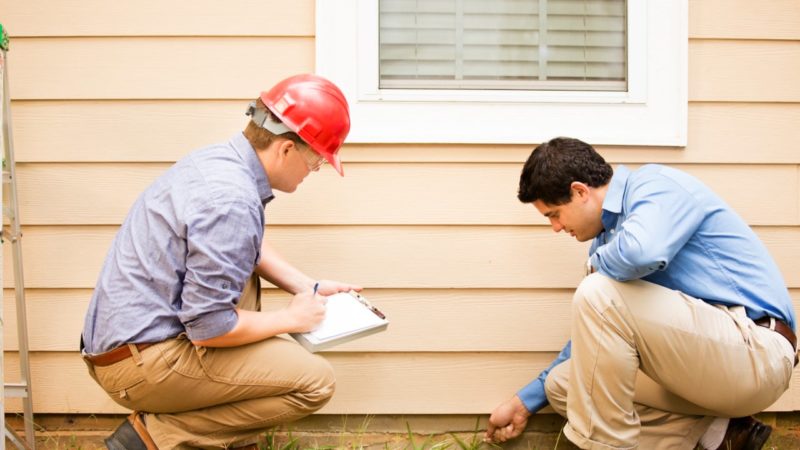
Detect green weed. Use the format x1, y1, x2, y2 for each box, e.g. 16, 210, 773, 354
448, 418, 498, 450
262, 428, 300, 450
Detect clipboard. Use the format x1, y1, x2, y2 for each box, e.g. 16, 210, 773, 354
290, 290, 389, 352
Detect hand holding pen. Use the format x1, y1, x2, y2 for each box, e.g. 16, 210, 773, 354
311, 281, 384, 319
310, 279, 363, 296
286, 283, 327, 333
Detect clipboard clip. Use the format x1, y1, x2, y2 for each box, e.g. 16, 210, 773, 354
350, 290, 387, 320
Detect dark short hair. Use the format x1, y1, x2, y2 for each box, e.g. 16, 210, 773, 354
518, 137, 613, 205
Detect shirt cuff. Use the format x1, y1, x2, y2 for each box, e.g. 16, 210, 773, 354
517, 378, 549, 414
184, 308, 239, 342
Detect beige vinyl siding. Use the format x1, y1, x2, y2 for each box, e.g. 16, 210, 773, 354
5, 226, 800, 289
1, 352, 568, 414
9, 163, 800, 226
4, 288, 800, 413
7, 37, 314, 100
2, 0, 800, 417
689, 0, 800, 40
7, 40, 800, 101
689, 40, 800, 102
6, 289, 800, 354
6, 351, 799, 415
2, 1, 315, 37
8, 102, 800, 164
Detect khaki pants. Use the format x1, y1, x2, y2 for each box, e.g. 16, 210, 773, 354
545, 274, 795, 450
85, 275, 335, 449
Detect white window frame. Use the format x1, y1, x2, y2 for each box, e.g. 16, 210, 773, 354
316, 0, 687, 146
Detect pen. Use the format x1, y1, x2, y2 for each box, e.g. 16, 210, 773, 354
312, 282, 319, 295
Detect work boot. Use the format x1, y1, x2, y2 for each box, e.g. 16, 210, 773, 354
105, 412, 158, 450
714, 416, 772, 450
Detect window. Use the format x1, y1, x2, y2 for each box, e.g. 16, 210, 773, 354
379, 0, 627, 92
316, 0, 687, 146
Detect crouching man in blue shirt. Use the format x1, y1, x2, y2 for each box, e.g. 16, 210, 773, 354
485, 137, 796, 450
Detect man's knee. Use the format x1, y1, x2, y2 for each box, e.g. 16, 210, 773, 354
543, 371, 566, 404
544, 362, 570, 416
301, 356, 336, 411
572, 273, 618, 313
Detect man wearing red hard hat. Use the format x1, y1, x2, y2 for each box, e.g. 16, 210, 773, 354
81, 74, 359, 449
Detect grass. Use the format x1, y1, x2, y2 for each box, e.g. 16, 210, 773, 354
12, 413, 790, 450
448, 419, 500, 450
261, 417, 505, 450
263, 428, 301, 450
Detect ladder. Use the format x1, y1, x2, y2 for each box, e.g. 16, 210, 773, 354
0, 23, 36, 450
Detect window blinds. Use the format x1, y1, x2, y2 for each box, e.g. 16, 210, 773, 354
379, 0, 627, 91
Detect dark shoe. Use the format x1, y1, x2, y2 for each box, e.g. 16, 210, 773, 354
105, 412, 157, 450
104, 418, 148, 450
715, 416, 772, 450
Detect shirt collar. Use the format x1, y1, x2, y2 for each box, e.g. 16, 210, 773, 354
600, 165, 630, 229
231, 132, 274, 206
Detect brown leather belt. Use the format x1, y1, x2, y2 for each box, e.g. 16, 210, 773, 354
85, 343, 153, 367
754, 317, 798, 366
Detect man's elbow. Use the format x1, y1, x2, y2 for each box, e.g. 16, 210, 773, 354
191, 337, 212, 347
191, 332, 242, 347
597, 254, 666, 281
615, 254, 667, 280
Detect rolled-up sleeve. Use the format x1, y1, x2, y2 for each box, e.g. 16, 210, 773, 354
179, 198, 263, 341
591, 176, 704, 281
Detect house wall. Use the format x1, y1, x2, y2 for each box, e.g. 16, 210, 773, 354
1, 0, 799, 414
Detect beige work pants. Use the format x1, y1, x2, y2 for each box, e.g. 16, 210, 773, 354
85, 275, 335, 449
545, 274, 795, 450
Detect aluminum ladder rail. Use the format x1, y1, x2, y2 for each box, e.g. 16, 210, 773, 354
0, 23, 35, 450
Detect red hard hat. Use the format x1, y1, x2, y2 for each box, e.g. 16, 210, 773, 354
260, 74, 350, 176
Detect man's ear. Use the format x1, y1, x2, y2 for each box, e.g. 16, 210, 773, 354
275, 138, 295, 160
570, 181, 591, 200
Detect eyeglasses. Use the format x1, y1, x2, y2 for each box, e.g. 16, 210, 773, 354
295, 144, 326, 171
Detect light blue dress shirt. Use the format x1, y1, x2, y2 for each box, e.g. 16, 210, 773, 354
518, 164, 795, 413
82, 133, 274, 354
